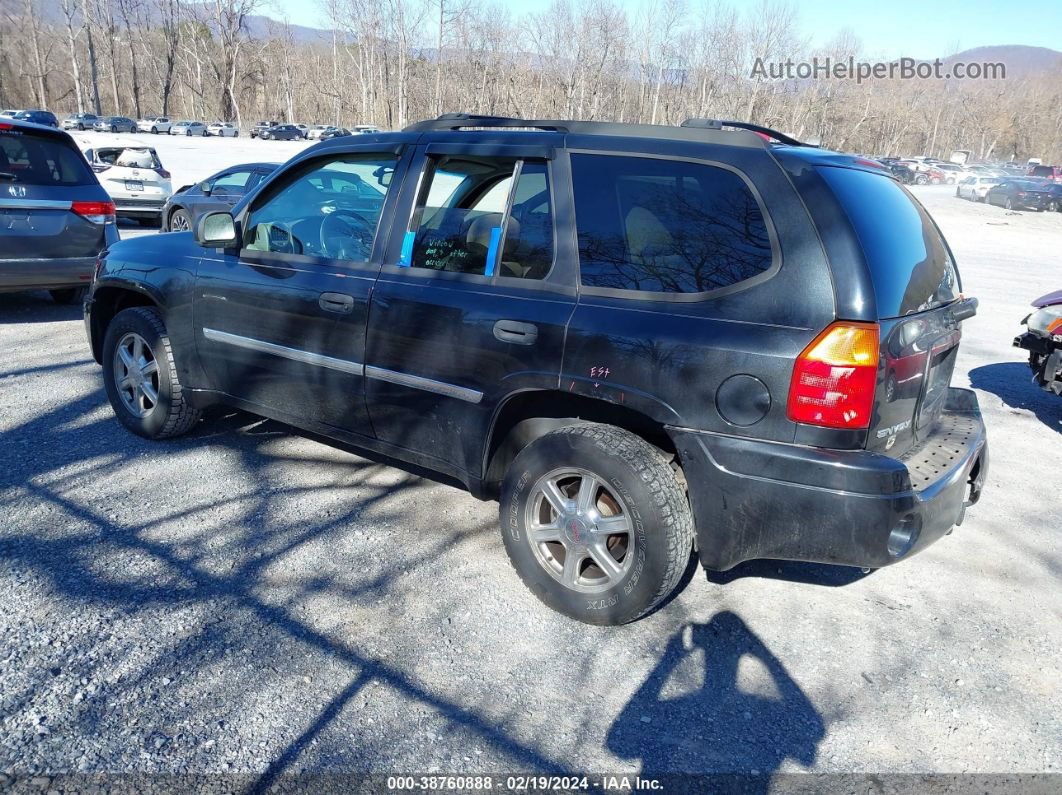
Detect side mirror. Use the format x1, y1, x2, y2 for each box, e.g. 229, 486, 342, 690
194, 212, 240, 249
200, 182, 212, 196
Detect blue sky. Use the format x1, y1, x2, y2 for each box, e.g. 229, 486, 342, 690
268, 0, 1062, 61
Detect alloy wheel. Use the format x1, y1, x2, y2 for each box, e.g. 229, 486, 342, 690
524, 468, 635, 593
113, 332, 160, 418
169, 211, 190, 232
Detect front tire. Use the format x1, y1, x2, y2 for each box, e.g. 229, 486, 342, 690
168, 208, 190, 232
1005, 197, 1014, 210
102, 307, 201, 439
499, 423, 694, 625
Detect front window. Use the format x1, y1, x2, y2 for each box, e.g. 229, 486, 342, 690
243, 153, 398, 262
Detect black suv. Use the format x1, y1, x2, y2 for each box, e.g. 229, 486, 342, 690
84, 115, 988, 624
2, 118, 118, 303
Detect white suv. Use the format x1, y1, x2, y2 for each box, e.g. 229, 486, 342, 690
138, 116, 172, 134
83, 145, 173, 225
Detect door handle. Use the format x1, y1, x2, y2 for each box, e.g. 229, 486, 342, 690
319, 292, 354, 314
494, 319, 538, 345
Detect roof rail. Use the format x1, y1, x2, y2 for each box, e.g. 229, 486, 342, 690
681, 119, 814, 147
402, 113, 771, 149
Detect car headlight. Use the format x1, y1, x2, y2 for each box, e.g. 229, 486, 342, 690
1027, 305, 1062, 338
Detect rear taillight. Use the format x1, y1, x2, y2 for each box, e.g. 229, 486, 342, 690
787, 322, 879, 429
90, 164, 110, 173
71, 200, 116, 224
155, 168, 171, 178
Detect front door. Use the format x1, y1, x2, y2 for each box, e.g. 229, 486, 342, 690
365, 146, 577, 477
193, 146, 408, 435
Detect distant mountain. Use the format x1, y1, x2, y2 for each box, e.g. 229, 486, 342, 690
944, 45, 1062, 76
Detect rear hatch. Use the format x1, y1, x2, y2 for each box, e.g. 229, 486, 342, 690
0, 122, 111, 261
88, 146, 172, 205
816, 165, 964, 459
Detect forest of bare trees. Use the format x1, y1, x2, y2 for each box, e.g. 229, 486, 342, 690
1, 0, 1060, 162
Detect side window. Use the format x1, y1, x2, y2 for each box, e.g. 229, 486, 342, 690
211, 169, 253, 196
571, 154, 773, 294
406, 156, 554, 279
243, 152, 398, 261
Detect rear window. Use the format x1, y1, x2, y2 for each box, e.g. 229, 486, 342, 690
1029, 166, 1054, 177
819, 166, 959, 318
0, 130, 95, 186
571, 154, 773, 294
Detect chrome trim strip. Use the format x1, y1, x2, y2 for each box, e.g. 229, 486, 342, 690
365, 365, 483, 404
202, 328, 363, 376
0, 198, 73, 210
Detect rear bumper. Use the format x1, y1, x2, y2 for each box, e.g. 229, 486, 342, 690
0, 256, 97, 292
670, 387, 988, 571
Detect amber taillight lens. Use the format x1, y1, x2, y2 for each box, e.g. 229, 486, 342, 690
787, 322, 879, 429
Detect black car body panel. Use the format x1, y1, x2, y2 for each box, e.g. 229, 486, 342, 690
1, 119, 118, 292
986, 179, 1049, 210
86, 117, 988, 572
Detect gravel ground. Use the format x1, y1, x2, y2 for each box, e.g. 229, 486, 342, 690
0, 178, 1059, 790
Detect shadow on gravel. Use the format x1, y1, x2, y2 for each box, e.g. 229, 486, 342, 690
0, 387, 585, 788
606, 612, 824, 791
0, 292, 83, 324
969, 362, 1062, 433
702, 560, 869, 587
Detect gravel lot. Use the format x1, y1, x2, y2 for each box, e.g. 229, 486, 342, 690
1, 151, 1060, 791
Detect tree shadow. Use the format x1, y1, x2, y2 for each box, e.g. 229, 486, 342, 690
969, 361, 1062, 433
606, 611, 824, 791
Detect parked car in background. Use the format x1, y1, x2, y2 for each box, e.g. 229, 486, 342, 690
94, 116, 137, 133
63, 113, 100, 131
0, 109, 18, 118
985, 179, 1050, 211
162, 162, 278, 231
306, 124, 332, 140
83, 145, 172, 226
935, 163, 964, 184
14, 109, 59, 127
1014, 290, 1062, 397
1038, 182, 1062, 212
84, 114, 987, 625
1027, 165, 1062, 183
207, 122, 239, 137
352, 124, 381, 134
258, 123, 303, 141
138, 116, 172, 134
250, 121, 279, 139
317, 126, 351, 141
1, 118, 118, 303
293, 124, 309, 138
955, 175, 1001, 201
169, 120, 208, 136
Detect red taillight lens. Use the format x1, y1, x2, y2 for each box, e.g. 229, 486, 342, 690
787, 322, 879, 429
90, 163, 110, 173
71, 200, 116, 224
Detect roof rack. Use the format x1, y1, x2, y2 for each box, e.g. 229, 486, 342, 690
401, 113, 777, 149
680, 119, 814, 147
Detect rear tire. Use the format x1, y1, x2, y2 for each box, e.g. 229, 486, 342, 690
49, 288, 84, 305
1005, 198, 1014, 210
102, 307, 201, 439
110, 125, 117, 133
499, 423, 694, 625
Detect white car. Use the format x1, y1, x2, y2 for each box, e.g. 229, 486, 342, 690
138, 116, 172, 134
306, 124, 331, 140
292, 124, 309, 138
0, 109, 18, 118
207, 122, 239, 137
353, 124, 381, 134
169, 120, 208, 136
83, 145, 173, 225
956, 175, 1002, 202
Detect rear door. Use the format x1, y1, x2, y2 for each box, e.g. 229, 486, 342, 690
816, 166, 963, 458
0, 123, 108, 263
364, 144, 576, 476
